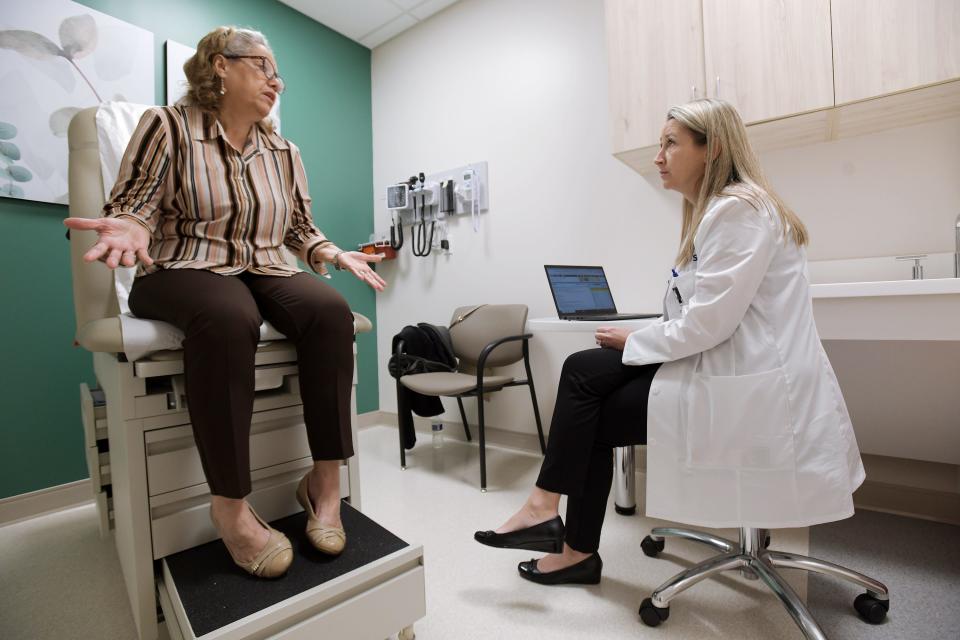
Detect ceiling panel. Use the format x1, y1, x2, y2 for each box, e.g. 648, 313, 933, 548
409, 0, 460, 21
278, 0, 463, 48
360, 14, 418, 49
390, 0, 427, 9
280, 0, 402, 39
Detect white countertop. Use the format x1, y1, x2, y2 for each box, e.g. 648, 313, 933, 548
530, 279, 960, 339
810, 277, 960, 299
810, 277, 960, 341
528, 317, 661, 332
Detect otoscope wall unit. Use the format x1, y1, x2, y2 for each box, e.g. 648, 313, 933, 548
387, 161, 488, 222
384, 161, 489, 258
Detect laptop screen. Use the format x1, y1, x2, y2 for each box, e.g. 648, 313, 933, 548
544, 265, 617, 316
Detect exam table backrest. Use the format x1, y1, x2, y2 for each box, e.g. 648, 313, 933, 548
68, 106, 121, 350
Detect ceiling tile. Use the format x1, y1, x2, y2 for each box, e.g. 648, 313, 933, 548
360, 13, 418, 48
409, 0, 460, 21
389, 0, 427, 10
279, 0, 464, 49
279, 0, 403, 40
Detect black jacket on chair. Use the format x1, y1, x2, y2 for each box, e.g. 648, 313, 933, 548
389, 323, 457, 449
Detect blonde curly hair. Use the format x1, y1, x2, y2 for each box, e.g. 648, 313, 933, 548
180, 26, 276, 131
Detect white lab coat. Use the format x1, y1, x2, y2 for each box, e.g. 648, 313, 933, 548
623, 195, 865, 529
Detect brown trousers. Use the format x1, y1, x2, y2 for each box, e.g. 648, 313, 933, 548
130, 269, 355, 498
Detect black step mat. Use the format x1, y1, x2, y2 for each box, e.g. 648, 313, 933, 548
163, 502, 409, 637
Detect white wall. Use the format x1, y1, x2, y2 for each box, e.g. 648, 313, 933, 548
371, 0, 960, 435
371, 0, 681, 432
762, 117, 960, 262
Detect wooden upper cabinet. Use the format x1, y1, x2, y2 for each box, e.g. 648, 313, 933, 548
832, 0, 960, 104
604, 0, 960, 176
605, 0, 705, 155
702, 0, 834, 124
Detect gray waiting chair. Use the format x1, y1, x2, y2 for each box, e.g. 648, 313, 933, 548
395, 304, 546, 491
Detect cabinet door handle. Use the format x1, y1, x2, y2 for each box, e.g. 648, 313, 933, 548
715, 76, 721, 98
691, 85, 697, 100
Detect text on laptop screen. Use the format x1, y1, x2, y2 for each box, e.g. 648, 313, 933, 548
546, 266, 616, 314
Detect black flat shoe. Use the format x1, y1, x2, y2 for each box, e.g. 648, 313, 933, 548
518, 553, 602, 585
474, 516, 564, 553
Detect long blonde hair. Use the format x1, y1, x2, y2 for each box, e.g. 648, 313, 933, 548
667, 99, 807, 266
180, 26, 275, 132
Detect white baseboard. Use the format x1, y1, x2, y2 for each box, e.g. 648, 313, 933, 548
362, 410, 544, 455
0, 480, 94, 526
357, 410, 393, 429
855, 480, 960, 526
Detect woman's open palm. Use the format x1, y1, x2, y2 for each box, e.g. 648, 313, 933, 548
64, 216, 153, 269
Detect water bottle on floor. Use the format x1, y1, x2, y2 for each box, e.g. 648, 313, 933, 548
431, 420, 444, 449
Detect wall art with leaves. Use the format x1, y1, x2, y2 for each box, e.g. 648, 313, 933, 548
0, 0, 154, 205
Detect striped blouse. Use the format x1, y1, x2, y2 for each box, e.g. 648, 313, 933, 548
103, 105, 331, 277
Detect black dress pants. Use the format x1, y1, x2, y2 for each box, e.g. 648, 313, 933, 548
129, 269, 355, 499
536, 348, 660, 553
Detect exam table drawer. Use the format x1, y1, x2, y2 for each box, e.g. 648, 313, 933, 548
150, 460, 350, 560
80, 383, 110, 488
145, 404, 312, 497
80, 383, 108, 447
270, 561, 424, 640
133, 365, 303, 420
85, 446, 111, 490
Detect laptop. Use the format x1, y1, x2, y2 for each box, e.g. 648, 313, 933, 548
544, 265, 661, 321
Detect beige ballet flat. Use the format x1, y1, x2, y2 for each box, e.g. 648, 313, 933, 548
297, 473, 346, 555
222, 507, 293, 579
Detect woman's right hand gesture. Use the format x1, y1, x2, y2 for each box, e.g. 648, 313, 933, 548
64, 216, 153, 269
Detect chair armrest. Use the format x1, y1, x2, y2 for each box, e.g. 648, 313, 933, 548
352, 312, 373, 334
476, 334, 532, 374
392, 338, 407, 382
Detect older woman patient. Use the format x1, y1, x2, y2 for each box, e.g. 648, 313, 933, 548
65, 27, 385, 578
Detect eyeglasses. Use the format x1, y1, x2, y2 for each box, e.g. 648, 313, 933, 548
223, 55, 285, 94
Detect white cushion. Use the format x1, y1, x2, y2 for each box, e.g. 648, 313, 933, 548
95, 101, 152, 315
118, 314, 288, 362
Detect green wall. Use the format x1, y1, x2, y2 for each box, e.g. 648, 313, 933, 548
0, 0, 377, 499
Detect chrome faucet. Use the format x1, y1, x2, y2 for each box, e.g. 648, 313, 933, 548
896, 255, 927, 280
955, 213, 960, 277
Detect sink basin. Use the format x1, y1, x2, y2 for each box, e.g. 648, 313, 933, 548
810, 278, 960, 341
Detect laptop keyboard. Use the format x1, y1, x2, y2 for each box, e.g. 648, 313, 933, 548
566, 313, 660, 321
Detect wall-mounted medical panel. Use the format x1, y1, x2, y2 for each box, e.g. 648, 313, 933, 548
391, 161, 489, 227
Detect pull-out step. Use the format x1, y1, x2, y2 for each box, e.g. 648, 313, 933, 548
159, 503, 424, 639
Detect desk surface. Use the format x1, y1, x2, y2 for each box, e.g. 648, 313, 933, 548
528, 317, 661, 333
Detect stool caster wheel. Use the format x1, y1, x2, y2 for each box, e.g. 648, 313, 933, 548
639, 598, 670, 627
641, 535, 665, 557
854, 593, 889, 624
764, 533, 771, 548
398, 625, 416, 640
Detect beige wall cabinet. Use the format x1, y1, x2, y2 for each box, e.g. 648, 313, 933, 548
702, 0, 834, 124
606, 0, 960, 175
605, 0, 704, 155
832, 0, 960, 104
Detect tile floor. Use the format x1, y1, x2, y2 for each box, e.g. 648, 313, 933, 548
3, 425, 917, 640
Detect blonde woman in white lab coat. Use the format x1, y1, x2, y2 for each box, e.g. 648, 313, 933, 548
474, 98, 865, 586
